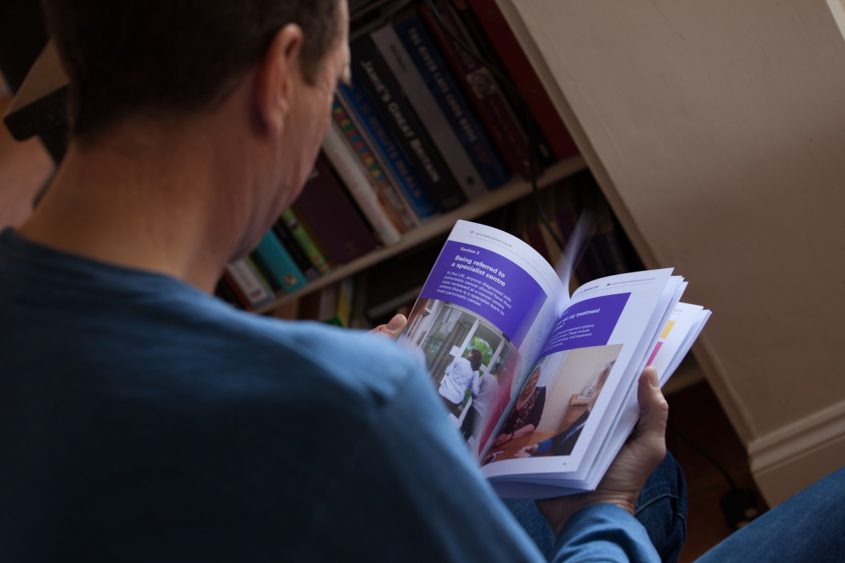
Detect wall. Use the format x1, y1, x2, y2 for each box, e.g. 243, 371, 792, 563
501, 0, 845, 505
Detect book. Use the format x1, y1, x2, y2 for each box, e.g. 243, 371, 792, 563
330, 98, 420, 231
322, 123, 403, 245
459, 0, 580, 161
293, 155, 380, 265
271, 221, 319, 281
419, 1, 533, 178
278, 208, 331, 276
393, 9, 510, 190
223, 258, 275, 310
337, 83, 439, 220
370, 22, 488, 199
300, 280, 355, 327
399, 220, 710, 498
350, 34, 467, 211
449, 0, 564, 166
251, 231, 308, 293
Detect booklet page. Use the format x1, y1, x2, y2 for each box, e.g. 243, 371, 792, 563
399, 221, 566, 456
480, 269, 675, 483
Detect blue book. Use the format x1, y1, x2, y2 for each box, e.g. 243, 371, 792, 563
252, 231, 308, 292
394, 12, 510, 190
337, 83, 438, 219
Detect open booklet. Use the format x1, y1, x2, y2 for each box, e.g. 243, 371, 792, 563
398, 220, 711, 499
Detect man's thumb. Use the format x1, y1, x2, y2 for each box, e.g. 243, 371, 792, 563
636, 367, 669, 443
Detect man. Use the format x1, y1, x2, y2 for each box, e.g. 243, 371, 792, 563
439, 348, 483, 417
0, 1, 671, 560
5, 0, 839, 561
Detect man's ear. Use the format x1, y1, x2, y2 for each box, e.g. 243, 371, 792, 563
252, 23, 305, 136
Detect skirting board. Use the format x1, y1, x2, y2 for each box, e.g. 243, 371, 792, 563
749, 398, 845, 507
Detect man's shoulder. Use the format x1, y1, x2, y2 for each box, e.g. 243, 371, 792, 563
207, 306, 427, 408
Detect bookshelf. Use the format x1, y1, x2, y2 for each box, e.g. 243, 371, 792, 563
255, 155, 586, 313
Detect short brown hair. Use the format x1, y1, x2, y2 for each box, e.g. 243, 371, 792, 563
41, 0, 341, 138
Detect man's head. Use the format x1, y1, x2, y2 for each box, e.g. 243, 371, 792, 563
41, 0, 344, 140
41, 1, 350, 257
468, 349, 483, 371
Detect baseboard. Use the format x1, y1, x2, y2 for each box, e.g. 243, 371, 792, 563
749, 398, 845, 506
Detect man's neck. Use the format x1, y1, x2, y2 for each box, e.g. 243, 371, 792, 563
18, 119, 255, 293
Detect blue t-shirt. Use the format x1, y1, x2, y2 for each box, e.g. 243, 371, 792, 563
0, 229, 656, 562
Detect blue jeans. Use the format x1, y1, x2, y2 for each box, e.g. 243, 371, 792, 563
506, 452, 688, 561
697, 466, 845, 562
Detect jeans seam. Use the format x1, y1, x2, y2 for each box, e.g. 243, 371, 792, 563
635, 492, 680, 515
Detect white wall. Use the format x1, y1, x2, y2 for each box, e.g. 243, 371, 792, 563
502, 0, 845, 504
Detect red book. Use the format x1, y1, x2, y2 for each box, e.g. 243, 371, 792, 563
459, 0, 579, 160
293, 156, 379, 266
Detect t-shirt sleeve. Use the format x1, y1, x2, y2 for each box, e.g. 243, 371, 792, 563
310, 359, 545, 562
306, 356, 657, 562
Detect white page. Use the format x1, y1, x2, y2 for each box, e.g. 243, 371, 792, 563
523, 302, 711, 491
582, 305, 712, 489
480, 269, 675, 484
398, 221, 567, 456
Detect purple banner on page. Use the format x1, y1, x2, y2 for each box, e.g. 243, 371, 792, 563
420, 241, 546, 347
539, 293, 630, 358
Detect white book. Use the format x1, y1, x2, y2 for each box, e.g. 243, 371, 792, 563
224, 258, 274, 309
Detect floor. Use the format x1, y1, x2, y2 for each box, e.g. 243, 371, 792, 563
665, 380, 767, 561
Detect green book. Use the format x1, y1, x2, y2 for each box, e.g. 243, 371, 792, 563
280, 208, 330, 274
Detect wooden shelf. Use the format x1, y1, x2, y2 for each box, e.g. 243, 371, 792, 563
256, 155, 586, 314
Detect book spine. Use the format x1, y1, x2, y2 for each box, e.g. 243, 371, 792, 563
279, 208, 330, 275
419, 2, 532, 178
350, 34, 466, 211
337, 83, 438, 219
271, 220, 319, 281
331, 98, 420, 230
224, 258, 275, 309
449, 0, 556, 166
294, 155, 380, 265
460, 0, 579, 160
252, 231, 308, 292
370, 24, 488, 198
321, 122, 403, 245
394, 12, 510, 190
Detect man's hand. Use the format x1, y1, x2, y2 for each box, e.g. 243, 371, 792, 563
537, 367, 668, 534
371, 314, 407, 340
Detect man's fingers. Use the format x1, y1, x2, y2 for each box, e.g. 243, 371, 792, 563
371, 314, 408, 339
635, 367, 669, 451
387, 314, 407, 331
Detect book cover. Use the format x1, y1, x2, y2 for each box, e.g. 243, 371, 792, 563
337, 83, 438, 220
419, 2, 533, 178
293, 155, 380, 266
251, 230, 308, 293
394, 10, 510, 190
331, 98, 420, 231
350, 34, 466, 211
460, 0, 579, 161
